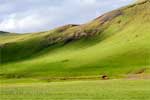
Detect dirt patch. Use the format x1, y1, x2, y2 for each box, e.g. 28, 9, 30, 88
134, 68, 146, 74
95, 10, 122, 25
127, 74, 150, 80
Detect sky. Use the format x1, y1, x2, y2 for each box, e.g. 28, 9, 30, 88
0, 0, 133, 33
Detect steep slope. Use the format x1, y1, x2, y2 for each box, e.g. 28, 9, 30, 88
0, 0, 150, 79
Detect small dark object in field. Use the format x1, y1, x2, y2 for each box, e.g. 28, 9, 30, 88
101, 75, 109, 80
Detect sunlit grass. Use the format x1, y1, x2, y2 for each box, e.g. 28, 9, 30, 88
1, 79, 150, 100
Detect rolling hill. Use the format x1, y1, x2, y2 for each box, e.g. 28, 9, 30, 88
0, 0, 150, 80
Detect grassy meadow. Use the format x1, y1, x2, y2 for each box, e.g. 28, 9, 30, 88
1, 79, 150, 100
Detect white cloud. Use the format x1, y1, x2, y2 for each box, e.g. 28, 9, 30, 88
0, 0, 133, 33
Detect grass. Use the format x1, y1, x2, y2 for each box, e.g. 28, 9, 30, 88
1, 79, 150, 100
0, 0, 150, 80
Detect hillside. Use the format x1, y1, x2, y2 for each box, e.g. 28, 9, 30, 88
0, 31, 10, 35
0, 0, 150, 80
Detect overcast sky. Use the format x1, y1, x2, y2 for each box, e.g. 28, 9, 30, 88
0, 0, 133, 33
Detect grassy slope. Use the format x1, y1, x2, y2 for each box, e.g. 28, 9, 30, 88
0, 0, 150, 79
1, 80, 150, 100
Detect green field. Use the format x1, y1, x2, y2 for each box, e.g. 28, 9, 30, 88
1, 79, 150, 100
0, 1, 150, 100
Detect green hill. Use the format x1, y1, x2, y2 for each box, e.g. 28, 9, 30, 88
0, 0, 150, 80
0, 31, 10, 35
